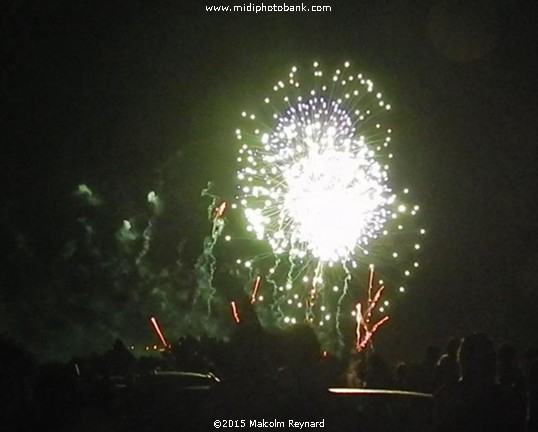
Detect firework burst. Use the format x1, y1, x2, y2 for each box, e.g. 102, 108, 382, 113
225, 61, 424, 351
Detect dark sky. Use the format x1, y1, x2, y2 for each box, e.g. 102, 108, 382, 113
2, 0, 538, 361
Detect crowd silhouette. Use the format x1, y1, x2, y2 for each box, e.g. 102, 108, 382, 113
1, 329, 537, 431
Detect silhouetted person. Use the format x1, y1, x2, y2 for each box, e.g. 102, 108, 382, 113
393, 361, 410, 390
362, 352, 393, 389
497, 342, 527, 431
409, 345, 441, 393
435, 332, 520, 432
436, 353, 459, 390
526, 347, 538, 432
435, 337, 460, 390
445, 337, 459, 360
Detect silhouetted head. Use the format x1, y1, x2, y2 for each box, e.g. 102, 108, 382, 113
458, 332, 496, 384
446, 337, 460, 358
424, 345, 441, 366
437, 353, 460, 385
395, 362, 408, 380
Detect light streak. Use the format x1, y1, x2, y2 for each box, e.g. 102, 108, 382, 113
355, 303, 363, 352
149, 316, 169, 348
250, 276, 262, 304
230, 301, 241, 323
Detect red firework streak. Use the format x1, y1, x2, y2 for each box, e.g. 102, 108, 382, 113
250, 276, 261, 304
214, 201, 227, 219
149, 316, 169, 348
230, 301, 241, 323
355, 266, 390, 352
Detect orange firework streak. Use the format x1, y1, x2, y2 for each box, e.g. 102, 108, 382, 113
250, 276, 261, 304
230, 301, 241, 323
214, 201, 227, 218
149, 316, 169, 348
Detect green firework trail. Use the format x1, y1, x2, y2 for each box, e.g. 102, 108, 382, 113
193, 183, 225, 318
335, 262, 352, 352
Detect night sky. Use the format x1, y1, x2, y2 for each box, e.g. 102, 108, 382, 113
2, 0, 538, 361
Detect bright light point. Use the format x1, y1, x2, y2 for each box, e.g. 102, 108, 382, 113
123, 220, 131, 230
284, 317, 291, 323
225, 235, 231, 241
258, 295, 264, 301
398, 205, 406, 213
403, 188, 409, 194
399, 286, 405, 292
244, 261, 252, 268
414, 262, 419, 268
384, 301, 389, 306
414, 244, 421, 250
379, 307, 385, 313
291, 318, 297, 324
302, 276, 309, 283
333, 286, 339, 292
325, 315, 331, 321
420, 228, 426, 235
392, 252, 398, 258
344, 61, 350, 67
320, 305, 326, 312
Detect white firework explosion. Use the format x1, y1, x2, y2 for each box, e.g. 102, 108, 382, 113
226, 61, 424, 351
